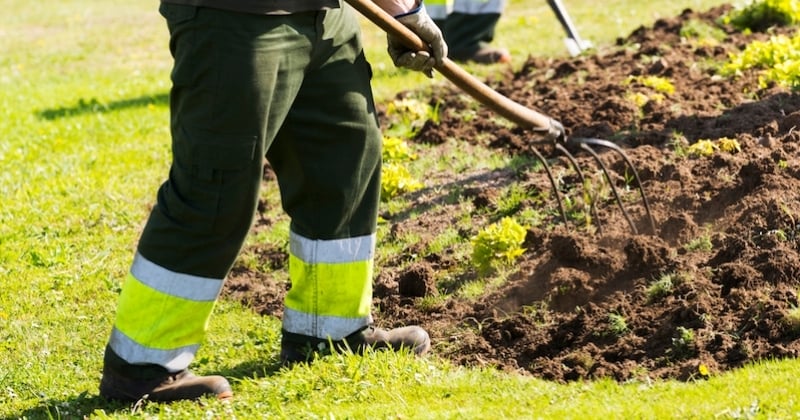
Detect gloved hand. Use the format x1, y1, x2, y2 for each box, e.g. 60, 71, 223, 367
387, 3, 448, 78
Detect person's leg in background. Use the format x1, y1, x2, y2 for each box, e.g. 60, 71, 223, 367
428, 0, 510, 64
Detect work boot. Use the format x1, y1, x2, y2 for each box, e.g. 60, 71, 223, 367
437, 12, 509, 64
100, 347, 232, 402
280, 325, 431, 365
450, 45, 512, 64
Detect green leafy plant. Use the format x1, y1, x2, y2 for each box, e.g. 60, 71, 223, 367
717, 137, 742, 153
686, 137, 742, 158
382, 135, 418, 162
687, 139, 717, 157
380, 136, 423, 201
670, 326, 697, 358
719, 32, 800, 89
626, 75, 676, 95
385, 97, 433, 135
685, 232, 713, 252
470, 217, 527, 274
381, 162, 423, 201
723, 0, 800, 31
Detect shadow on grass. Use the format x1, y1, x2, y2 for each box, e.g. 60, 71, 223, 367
8, 360, 289, 419
36, 92, 169, 120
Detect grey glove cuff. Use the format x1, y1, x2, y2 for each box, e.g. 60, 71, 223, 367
387, 2, 448, 78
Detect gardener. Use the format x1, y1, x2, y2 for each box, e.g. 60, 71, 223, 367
99, 0, 446, 403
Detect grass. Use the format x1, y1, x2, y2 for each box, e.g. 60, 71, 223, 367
4, 0, 800, 418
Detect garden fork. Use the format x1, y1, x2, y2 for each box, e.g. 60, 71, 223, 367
347, 0, 656, 235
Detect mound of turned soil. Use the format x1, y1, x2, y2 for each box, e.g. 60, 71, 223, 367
224, 4, 800, 382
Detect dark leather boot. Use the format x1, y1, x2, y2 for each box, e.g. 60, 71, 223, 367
280, 325, 431, 365
99, 347, 232, 402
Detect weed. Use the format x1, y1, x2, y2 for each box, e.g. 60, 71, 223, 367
607, 313, 630, 336
783, 305, 800, 334
521, 300, 555, 327
382, 135, 419, 162
380, 135, 425, 201
496, 183, 530, 217
684, 232, 713, 252
646, 272, 680, 302
384, 97, 431, 136
670, 326, 697, 358
670, 131, 690, 158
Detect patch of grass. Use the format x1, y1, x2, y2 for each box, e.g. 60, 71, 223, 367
679, 18, 728, 45
9, 0, 800, 419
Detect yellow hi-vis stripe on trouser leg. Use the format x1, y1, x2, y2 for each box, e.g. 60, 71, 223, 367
108, 253, 223, 372
283, 231, 374, 340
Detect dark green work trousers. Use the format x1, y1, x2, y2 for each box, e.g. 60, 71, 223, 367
139, 3, 383, 279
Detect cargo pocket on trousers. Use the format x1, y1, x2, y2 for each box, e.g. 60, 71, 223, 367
171, 126, 258, 234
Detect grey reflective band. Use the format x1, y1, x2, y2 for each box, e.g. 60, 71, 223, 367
290, 232, 376, 264
108, 327, 199, 372
282, 307, 373, 340
130, 252, 223, 301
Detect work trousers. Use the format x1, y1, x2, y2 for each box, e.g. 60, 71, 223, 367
106, 2, 382, 374
427, 0, 507, 55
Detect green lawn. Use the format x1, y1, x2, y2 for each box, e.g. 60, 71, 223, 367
3, 0, 799, 418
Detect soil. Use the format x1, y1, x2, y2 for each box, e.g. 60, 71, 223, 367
223, 5, 800, 382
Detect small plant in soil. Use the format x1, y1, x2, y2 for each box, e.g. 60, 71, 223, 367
384, 97, 433, 136
724, 0, 800, 31
719, 31, 800, 89
684, 230, 714, 252
670, 326, 697, 359
625, 75, 676, 95
380, 136, 423, 201
669, 131, 690, 158
646, 272, 684, 303
783, 304, 800, 334
381, 163, 422, 201
607, 313, 630, 337
470, 216, 527, 274
717, 137, 742, 153
687, 139, 718, 158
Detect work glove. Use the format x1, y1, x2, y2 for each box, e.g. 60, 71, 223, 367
387, 2, 448, 78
